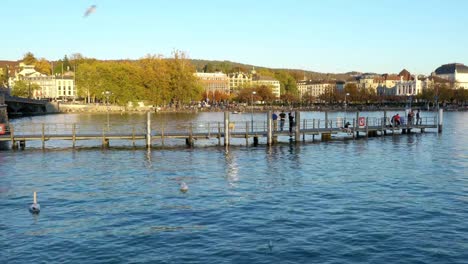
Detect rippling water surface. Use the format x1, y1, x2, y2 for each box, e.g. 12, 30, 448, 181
1, 111, 467, 263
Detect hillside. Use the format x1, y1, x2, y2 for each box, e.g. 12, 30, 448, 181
1, 58, 361, 82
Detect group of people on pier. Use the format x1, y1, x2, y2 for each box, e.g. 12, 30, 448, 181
391, 109, 422, 127
272, 110, 296, 134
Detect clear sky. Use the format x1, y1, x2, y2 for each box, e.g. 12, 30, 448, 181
2, 0, 467, 74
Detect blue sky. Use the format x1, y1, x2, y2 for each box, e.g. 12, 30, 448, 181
2, 0, 467, 74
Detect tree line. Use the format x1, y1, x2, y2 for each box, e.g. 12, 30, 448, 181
4, 52, 468, 107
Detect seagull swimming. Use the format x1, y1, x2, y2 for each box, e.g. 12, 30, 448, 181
180, 182, 188, 193
84, 5, 97, 17
29, 192, 41, 214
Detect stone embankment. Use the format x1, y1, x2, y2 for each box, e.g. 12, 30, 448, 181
58, 103, 153, 113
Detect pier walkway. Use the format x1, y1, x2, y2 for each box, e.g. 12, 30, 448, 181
0, 111, 442, 150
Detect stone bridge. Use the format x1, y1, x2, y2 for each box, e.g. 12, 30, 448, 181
1, 91, 58, 117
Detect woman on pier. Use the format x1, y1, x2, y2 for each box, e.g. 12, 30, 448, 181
288, 112, 295, 134
279, 111, 286, 131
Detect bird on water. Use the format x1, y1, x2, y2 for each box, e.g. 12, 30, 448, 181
29, 191, 40, 214
180, 182, 188, 193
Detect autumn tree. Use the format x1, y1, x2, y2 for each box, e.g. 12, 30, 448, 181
22, 52, 37, 65
256, 85, 276, 103
35, 58, 52, 75
0, 66, 8, 87
344, 83, 359, 102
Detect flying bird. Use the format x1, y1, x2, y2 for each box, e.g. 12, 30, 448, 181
84, 5, 97, 17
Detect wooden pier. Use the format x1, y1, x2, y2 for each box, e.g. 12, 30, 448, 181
0, 110, 443, 150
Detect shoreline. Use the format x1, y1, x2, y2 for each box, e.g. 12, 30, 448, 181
56, 103, 467, 114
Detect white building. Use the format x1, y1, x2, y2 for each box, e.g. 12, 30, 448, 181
297, 80, 335, 99
395, 76, 422, 96
228, 72, 252, 93
434, 63, 468, 89
194, 72, 230, 94
252, 75, 281, 98
9, 63, 76, 100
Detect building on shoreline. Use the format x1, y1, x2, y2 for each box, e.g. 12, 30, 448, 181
297, 80, 336, 100
434, 63, 468, 89
228, 72, 252, 93
252, 75, 281, 98
196, 70, 281, 99
194, 72, 230, 95
8, 63, 76, 100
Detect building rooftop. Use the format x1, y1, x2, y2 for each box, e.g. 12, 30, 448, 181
435, 63, 468, 75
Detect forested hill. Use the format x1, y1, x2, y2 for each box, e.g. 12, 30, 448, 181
1, 57, 360, 82
190, 59, 359, 81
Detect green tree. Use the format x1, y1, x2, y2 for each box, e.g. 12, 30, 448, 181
274, 70, 298, 96
11, 80, 40, 98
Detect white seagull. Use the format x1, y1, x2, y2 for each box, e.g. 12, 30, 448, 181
180, 182, 188, 193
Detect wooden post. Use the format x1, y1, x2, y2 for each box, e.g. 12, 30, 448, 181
245, 121, 249, 146
267, 110, 272, 146
132, 126, 135, 147
161, 125, 165, 146
10, 125, 16, 150
381, 117, 384, 136
355, 112, 359, 138
19, 140, 25, 150
224, 111, 230, 146
325, 111, 329, 129
207, 123, 211, 138
365, 117, 369, 138
295, 111, 300, 143
186, 122, 193, 147
217, 122, 221, 146
146, 112, 151, 149
438, 108, 443, 133
253, 136, 259, 146
72, 123, 76, 148
41, 123, 45, 149
383, 111, 387, 126
102, 127, 107, 148
303, 119, 306, 141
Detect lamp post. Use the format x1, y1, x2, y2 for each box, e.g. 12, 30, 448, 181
344, 93, 349, 121
103, 91, 111, 131
251, 91, 256, 132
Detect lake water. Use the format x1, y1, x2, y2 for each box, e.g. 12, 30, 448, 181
1, 111, 467, 263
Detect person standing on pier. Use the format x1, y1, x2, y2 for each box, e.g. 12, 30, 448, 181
279, 111, 286, 131
416, 109, 421, 125
408, 110, 414, 125
288, 112, 295, 134
272, 112, 278, 131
